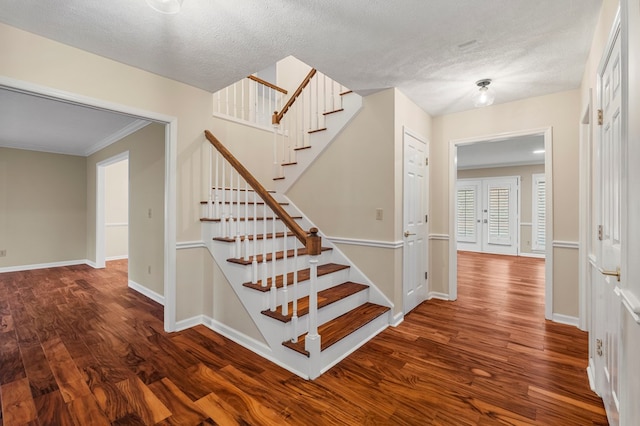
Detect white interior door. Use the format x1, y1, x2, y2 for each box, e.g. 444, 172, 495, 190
456, 180, 481, 252
592, 24, 622, 425
482, 178, 518, 255
403, 130, 428, 315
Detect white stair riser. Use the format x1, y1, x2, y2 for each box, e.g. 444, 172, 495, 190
200, 204, 298, 221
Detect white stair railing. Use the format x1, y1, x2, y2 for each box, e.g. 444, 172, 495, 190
272, 69, 347, 179
204, 130, 320, 347
213, 76, 287, 128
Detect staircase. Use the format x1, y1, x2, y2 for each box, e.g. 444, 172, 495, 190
201, 65, 389, 379
200, 130, 392, 380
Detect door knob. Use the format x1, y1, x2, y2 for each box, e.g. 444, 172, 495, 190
404, 230, 416, 237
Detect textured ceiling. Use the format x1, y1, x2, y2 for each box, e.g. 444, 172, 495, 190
0, 0, 602, 117
0, 88, 147, 156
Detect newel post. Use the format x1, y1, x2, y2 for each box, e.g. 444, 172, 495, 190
305, 228, 322, 365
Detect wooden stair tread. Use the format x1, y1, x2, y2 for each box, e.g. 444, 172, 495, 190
228, 247, 332, 265
281, 162, 297, 166
261, 282, 368, 323
213, 231, 295, 243
200, 215, 302, 223
200, 200, 289, 205
209, 187, 276, 193
282, 303, 390, 356
242, 263, 350, 292
308, 128, 327, 134
323, 108, 344, 116
273, 176, 285, 181
294, 146, 312, 151
340, 90, 353, 96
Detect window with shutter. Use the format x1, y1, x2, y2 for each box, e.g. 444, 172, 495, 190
487, 185, 511, 245
457, 187, 476, 242
532, 174, 546, 251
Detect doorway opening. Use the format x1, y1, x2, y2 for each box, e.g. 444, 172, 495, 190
0, 77, 178, 332
449, 128, 553, 319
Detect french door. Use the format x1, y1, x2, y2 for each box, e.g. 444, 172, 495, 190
456, 177, 518, 255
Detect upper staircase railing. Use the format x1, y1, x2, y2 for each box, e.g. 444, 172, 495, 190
271, 69, 348, 179
203, 130, 323, 355
213, 75, 288, 128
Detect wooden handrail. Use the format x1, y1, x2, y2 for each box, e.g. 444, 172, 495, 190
272, 68, 317, 125
205, 130, 319, 251
247, 75, 288, 95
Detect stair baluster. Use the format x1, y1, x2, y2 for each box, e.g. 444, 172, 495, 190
261, 201, 268, 288
251, 190, 258, 284
234, 171, 241, 259
292, 243, 298, 342
282, 219, 288, 317
243, 180, 249, 261
221, 159, 227, 238
270, 207, 277, 311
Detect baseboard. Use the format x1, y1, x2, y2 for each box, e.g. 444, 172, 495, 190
175, 314, 206, 331
128, 280, 165, 305
519, 252, 545, 259
428, 292, 450, 301
552, 313, 579, 327
85, 259, 100, 269
106, 255, 128, 261
391, 312, 404, 327
0, 259, 90, 273
203, 316, 310, 380
587, 359, 598, 394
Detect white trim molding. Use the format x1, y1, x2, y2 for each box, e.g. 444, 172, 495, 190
0, 259, 91, 273
429, 234, 450, 241
176, 240, 207, 250
128, 280, 165, 305
552, 240, 580, 249
106, 222, 128, 227
519, 252, 546, 259
85, 120, 150, 156
326, 236, 403, 249
428, 292, 450, 301
106, 255, 128, 261
391, 312, 404, 327
552, 313, 580, 327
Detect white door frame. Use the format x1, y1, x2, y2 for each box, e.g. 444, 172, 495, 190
579, 93, 593, 332
0, 76, 178, 333
96, 151, 129, 269
448, 127, 553, 320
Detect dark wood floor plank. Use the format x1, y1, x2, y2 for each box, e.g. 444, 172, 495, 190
0, 378, 37, 425
115, 376, 171, 425
148, 377, 210, 425
33, 390, 74, 426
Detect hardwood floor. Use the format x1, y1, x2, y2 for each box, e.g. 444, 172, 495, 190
0, 254, 607, 425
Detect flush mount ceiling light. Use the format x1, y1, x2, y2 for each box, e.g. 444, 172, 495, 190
472, 79, 496, 108
146, 0, 183, 14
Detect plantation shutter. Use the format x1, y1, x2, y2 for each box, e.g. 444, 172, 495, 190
532, 175, 546, 251
487, 185, 511, 245
457, 187, 476, 242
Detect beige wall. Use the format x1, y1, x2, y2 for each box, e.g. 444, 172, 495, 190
288, 88, 432, 315
458, 164, 545, 255
87, 123, 165, 296
432, 89, 581, 316
105, 159, 128, 259
0, 148, 86, 268
0, 22, 217, 321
